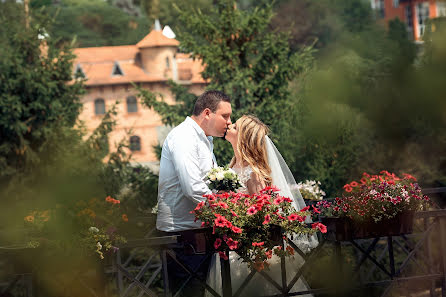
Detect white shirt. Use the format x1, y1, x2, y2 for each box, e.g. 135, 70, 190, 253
156, 117, 217, 232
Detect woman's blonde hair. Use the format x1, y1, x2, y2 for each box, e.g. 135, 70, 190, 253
229, 115, 272, 186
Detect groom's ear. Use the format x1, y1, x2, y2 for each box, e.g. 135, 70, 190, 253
203, 108, 212, 119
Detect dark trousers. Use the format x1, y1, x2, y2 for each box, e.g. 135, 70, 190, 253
159, 230, 212, 297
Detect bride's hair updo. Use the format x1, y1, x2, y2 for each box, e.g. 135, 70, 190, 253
229, 115, 272, 186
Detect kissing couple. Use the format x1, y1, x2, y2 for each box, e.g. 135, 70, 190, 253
156, 90, 317, 297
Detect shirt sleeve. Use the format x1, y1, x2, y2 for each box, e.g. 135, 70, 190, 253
171, 140, 212, 204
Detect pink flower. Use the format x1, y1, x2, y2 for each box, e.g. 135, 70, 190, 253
312, 222, 327, 233
312, 205, 321, 214
247, 206, 258, 215
214, 238, 222, 249
226, 238, 239, 250
231, 210, 238, 217
252, 242, 265, 247
231, 226, 242, 233
262, 214, 271, 225
218, 251, 228, 260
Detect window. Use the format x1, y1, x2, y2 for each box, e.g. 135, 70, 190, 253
112, 62, 124, 76
130, 136, 141, 152
166, 57, 170, 69
406, 4, 414, 39
417, 2, 430, 37
126, 96, 138, 113
371, 0, 385, 18
393, 0, 399, 8
94, 98, 105, 115
438, 1, 446, 17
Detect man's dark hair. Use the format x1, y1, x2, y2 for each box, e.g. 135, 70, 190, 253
192, 90, 231, 116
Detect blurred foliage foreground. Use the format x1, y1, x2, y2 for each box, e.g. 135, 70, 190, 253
0, 2, 158, 296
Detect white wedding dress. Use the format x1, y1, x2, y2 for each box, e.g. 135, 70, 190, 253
205, 137, 317, 297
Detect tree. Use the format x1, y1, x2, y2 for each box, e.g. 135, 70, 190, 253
31, 0, 152, 47
0, 0, 84, 184
139, 0, 314, 164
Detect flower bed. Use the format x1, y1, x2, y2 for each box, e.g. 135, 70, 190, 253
192, 186, 326, 271
317, 171, 429, 240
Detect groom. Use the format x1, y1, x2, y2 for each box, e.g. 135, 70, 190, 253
157, 90, 232, 296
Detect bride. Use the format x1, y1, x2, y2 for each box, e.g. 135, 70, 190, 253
206, 115, 317, 297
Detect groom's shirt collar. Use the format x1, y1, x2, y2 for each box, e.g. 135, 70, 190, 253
185, 116, 214, 144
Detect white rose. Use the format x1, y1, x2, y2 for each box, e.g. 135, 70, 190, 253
216, 172, 225, 181
209, 174, 216, 181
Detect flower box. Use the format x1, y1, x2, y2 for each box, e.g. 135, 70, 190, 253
322, 211, 414, 241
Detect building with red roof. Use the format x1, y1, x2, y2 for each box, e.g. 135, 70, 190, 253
74, 23, 207, 169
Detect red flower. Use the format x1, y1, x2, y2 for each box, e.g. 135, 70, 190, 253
247, 206, 258, 215
286, 246, 295, 255
252, 242, 265, 247
214, 238, 222, 249
262, 214, 271, 225
265, 250, 273, 259
300, 206, 310, 212
273, 197, 284, 205
312, 222, 327, 233
214, 215, 228, 227
288, 213, 305, 222
343, 184, 353, 192
218, 251, 228, 260
231, 210, 238, 217
231, 226, 242, 233
217, 202, 229, 209
350, 181, 359, 187
312, 205, 321, 214
226, 238, 239, 250
194, 201, 205, 211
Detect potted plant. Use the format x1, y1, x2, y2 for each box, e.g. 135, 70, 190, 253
191, 186, 327, 271
317, 171, 430, 241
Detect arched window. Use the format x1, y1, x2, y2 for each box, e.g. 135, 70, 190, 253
130, 136, 141, 152
126, 96, 138, 113
94, 98, 105, 115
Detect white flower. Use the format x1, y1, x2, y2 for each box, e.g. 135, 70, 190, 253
209, 174, 216, 181
89, 227, 99, 233
96, 242, 103, 250
216, 172, 225, 181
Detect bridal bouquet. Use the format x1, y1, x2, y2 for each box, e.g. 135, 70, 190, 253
317, 171, 430, 223
192, 186, 326, 271
205, 166, 241, 192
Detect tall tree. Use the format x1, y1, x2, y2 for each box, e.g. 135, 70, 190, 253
139, 0, 314, 163
0, 1, 84, 184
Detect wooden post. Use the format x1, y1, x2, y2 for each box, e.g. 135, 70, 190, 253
388, 236, 395, 278
221, 251, 232, 297
439, 217, 446, 297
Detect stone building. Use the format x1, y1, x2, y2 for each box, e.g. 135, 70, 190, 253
73, 23, 206, 170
